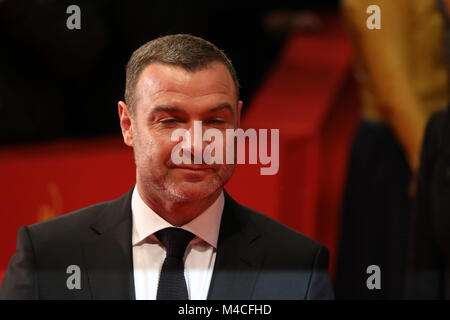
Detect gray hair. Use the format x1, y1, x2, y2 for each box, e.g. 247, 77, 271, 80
124, 34, 240, 112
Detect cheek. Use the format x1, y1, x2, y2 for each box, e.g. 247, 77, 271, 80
135, 131, 176, 164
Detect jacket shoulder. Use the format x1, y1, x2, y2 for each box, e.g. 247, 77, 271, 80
28, 199, 111, 235
237, 201, 327, 256
26, 190, 131, 246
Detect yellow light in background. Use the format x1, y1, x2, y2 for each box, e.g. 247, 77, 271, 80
37, 182, 62, 222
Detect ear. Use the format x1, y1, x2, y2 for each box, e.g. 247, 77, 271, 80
118, 101, 134, 147
236, 100, 243, 128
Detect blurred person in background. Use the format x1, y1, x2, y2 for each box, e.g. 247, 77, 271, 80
405, 107, 450, 299
335, 0, 449, 299
405, 0, 450, 300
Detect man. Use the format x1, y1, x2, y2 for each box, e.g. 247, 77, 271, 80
405, 107, 450, 299
0, 34, 333, 300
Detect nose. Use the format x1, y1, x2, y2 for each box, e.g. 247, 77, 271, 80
180, 120, 205, 164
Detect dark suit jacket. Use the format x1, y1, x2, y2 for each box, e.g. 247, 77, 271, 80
405, 109, 450, 299
0, 189, 334, 300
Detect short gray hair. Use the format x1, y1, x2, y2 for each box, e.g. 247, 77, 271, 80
124, 34, 240, 112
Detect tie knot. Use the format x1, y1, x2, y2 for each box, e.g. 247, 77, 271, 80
155, 227, 195, 259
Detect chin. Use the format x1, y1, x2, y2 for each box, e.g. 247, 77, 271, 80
165, 181, 222, 202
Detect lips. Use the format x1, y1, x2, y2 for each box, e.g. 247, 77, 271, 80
174, 165, 215, 170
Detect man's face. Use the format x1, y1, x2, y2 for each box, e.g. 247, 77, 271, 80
119, 62, 242, 203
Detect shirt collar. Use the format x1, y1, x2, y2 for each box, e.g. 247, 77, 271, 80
131, 186, 224, 249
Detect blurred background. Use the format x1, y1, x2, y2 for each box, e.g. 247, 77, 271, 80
1, 0, 448, 299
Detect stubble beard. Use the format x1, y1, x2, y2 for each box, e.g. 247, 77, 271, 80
138, 167, 231, 204
134, 149, 234, 205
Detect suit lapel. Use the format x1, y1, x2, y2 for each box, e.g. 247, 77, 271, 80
82, 189, 136, 300
81, 188, 263, 300
207, 192, 264, 300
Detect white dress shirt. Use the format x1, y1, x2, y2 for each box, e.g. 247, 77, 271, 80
131, 186, 224, 300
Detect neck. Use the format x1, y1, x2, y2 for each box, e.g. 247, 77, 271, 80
136, 184, 222, 226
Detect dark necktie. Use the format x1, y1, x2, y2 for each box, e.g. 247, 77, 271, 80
155, 227, 195, 300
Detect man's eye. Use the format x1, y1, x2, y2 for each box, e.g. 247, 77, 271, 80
159, 118, 177, 124
206, 119, 225, 124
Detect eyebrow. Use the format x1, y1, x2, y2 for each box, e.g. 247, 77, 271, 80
206, 103, 235, 116
149, 103, 234, 116
150, 105, 184, 115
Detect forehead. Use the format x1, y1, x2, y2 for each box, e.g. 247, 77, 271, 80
134, 62, 237, 107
